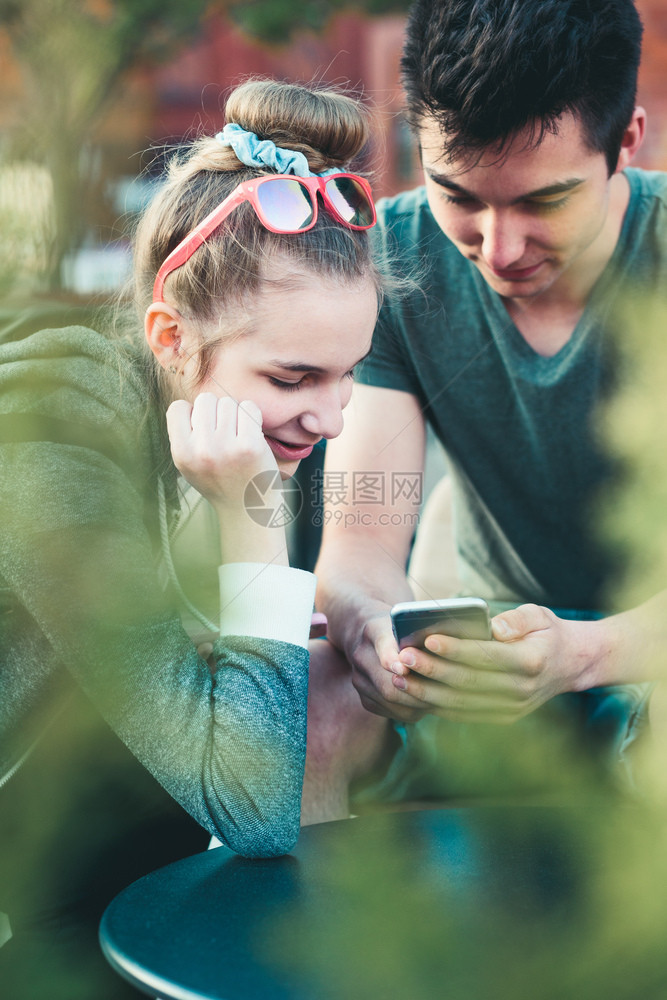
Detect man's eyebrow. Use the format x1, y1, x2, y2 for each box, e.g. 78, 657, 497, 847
425, 173, 473, 195
425, 171, 585, 200
268, 347, 373, 374
522, 179, 586, 198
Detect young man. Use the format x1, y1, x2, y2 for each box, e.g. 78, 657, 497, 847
315, 0, 667, 794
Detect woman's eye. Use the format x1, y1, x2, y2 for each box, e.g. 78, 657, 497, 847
268, 376, 305, 392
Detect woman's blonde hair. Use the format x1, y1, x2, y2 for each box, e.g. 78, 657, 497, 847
133, 78, 380, 383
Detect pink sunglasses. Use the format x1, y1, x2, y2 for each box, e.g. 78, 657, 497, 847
153, 172, 376, 302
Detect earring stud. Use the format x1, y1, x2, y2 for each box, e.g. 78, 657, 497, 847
168, 364, 177, 374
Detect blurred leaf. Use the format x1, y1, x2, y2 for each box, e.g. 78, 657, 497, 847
228, 0, 411, 44
595, 293, 667, 611
0, 0, 410, 289
0, 0, 214, 289
263, 804, 667, 1000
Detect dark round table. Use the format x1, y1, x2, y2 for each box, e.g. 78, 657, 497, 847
99, 803, 667, 1000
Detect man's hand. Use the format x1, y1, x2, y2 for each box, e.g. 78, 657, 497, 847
348, 613, 434, 722
389, 604, 601, 723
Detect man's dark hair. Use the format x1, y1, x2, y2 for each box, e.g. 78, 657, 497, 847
401, 0, 643, 173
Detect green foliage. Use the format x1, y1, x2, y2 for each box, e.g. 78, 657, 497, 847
594, 293, 667, 612
263, 804, 667, 1000
229, 0, 411, 44
0, 0, 212, 289
0, 0, 411, 289
0, 163, 54, 295
0, 0, 214, 157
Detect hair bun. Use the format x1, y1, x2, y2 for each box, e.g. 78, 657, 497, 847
223, 79, 369, 172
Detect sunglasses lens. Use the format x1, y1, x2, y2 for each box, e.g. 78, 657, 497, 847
256, 179, 314, 231
325, 176, 374, 227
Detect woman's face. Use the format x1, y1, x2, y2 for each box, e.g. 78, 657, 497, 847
187, 269, 378, 479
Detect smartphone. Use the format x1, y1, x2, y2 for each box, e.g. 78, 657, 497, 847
390, 597, 492, 649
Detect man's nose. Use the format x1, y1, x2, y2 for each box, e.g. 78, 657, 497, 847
479, 209, 527, 270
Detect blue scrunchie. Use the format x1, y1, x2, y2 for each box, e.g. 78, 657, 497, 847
216, 123, 337, 177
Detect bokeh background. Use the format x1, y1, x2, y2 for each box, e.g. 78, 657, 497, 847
3, 5, 667, 999
0, 0, 666, 300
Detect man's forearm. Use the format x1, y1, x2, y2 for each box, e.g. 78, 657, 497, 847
315, 532, 413, 658
312, 383, 427, 675
584, 590, 667, 689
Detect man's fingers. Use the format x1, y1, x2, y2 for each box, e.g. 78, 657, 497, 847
492, 603, 555, 641
395, 672, 529, 720
353, 656, 431, 717
406, 634, 507, 672
375, 628, 401, 672
395, 640, 543, 706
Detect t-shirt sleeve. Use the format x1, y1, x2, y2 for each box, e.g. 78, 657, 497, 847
356, 302, 422, 395
356, 193, 428, 397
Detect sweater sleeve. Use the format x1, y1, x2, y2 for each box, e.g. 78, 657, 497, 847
0, 328, 309, 858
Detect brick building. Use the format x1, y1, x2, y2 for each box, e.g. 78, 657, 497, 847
1, 3, 665, 289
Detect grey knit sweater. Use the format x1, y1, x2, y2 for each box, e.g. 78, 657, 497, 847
0, 324, 309, 858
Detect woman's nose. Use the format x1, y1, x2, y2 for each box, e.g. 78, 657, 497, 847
299, 391, 345, 440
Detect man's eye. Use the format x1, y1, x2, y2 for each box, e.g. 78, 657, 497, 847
268, 376, 304, 392
442, 193, 474, 206
529, 195, 572, 213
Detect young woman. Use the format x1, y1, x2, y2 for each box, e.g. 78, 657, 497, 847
0, 79, 387, 999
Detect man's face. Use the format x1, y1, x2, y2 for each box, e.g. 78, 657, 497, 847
419, 113, 617, 302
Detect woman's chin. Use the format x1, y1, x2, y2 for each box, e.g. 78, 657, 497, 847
277, 458, 300, 482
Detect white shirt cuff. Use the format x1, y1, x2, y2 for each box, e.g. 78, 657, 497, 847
218, 563, 317, 649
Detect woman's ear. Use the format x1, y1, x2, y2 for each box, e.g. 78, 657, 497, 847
145, 302, 186, 371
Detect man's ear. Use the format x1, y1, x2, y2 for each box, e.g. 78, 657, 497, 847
614, 106, 646, 174
145, 302, 186, 370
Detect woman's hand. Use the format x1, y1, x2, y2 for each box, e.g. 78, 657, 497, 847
166, 393, 288, 565
167, 393, 275, 508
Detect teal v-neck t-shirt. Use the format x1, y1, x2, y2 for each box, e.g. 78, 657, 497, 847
360, 168, 667, 611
